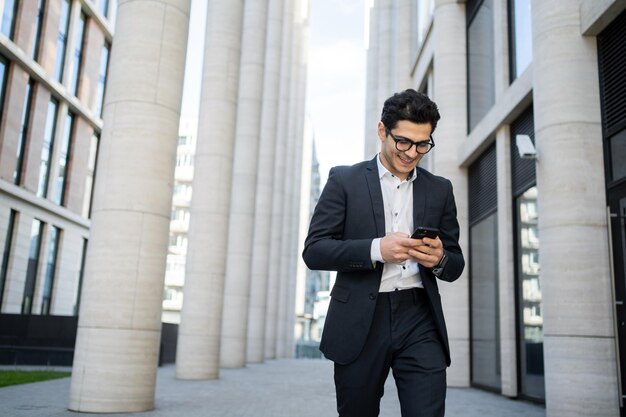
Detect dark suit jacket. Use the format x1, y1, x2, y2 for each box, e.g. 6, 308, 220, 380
302, 156, 464, 366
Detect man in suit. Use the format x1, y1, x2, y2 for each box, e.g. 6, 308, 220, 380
302, 89, 464, 417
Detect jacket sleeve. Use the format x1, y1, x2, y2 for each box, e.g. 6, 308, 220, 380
435, 179, 465, 282
302, 167, 375, 272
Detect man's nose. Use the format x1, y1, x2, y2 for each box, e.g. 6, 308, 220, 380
406, 145, 419, 159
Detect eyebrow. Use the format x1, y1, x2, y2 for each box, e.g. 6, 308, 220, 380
393, 134, 431, 143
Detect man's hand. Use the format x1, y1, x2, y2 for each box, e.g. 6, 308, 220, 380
380, 232, 416, 264
408, 236, 444, 268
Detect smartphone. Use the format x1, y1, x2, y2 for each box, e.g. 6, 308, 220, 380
411, 226, 439, 240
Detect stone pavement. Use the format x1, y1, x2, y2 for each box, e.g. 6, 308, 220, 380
0, 359, 545, 417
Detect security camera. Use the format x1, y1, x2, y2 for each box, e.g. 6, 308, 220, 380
515, 134, 537, 160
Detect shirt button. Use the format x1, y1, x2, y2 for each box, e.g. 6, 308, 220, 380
368, 293, 376, 300
402, 266, 406, 270
397, 185, 400, 189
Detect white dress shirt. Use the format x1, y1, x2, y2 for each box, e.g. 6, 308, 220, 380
370, 154, 423, 292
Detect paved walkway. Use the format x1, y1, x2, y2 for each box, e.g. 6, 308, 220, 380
0, 359, 545, 417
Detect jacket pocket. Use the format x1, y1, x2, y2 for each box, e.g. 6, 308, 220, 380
330, 284, 350, 303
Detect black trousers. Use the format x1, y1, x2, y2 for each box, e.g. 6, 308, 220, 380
333, 288, 447, 417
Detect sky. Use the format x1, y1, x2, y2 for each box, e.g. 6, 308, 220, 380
180, 0, 367, 185
306, 0, 367, 183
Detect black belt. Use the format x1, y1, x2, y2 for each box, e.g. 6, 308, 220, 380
378, 287, 427, 304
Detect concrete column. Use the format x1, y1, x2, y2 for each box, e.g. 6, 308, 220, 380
432, 0, 469, 387
220, 0, 269, 369
496, 126, 517, 397
247, 0, 285, 364
68, 0, 190, 412
282, 1, 309, 357
176, 0, 244, 379
376, 0, 392, 110
364, 1, 379, 159
392, 0, 413, 91
264, 0, 294, 360
275, 11, 299, 357
531, 1, 619, 415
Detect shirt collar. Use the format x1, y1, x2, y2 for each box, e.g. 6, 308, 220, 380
376, 153, 417, 182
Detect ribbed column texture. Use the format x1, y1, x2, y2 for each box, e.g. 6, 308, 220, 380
69, 0, 190, 411
176, 0, 244, 380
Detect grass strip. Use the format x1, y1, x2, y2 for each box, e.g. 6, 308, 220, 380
0, 370, 71, 388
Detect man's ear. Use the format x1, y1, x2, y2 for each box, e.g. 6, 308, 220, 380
377, 122, 386, 141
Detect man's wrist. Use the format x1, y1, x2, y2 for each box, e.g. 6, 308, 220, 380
432, 250, 448, 277
370, 238, 384, 264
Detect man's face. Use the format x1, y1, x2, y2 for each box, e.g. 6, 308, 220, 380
378, 120, 433, 180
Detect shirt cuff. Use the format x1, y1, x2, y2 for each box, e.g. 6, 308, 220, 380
370, 238, 384, 265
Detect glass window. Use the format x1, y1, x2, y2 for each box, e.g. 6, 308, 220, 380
0, 210, 17, 311
14, 81, 35, 185
82, 134, 99, 218
69, 12, 86, 96
610, 129, 626, 182
0, 55, 9, 143
53, 0, 72, 82
40, 226, 60, 315
516, 185, 544, 399
54, 113, 74, 205
100, 0, 110, 18
467, 0, 495, 131
37, 99, 59, 198
73, 238, 87, 316
22, 219, 44, 314
31, 0, 46, 60
1, 0, 18, 39
508, 0, 532, 82
415, 0, 435, 49
94, 42, 110, 117
470, 212, 501, 389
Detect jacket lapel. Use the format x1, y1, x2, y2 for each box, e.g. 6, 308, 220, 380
412, 170, 426, 229
365, 157, 385, 238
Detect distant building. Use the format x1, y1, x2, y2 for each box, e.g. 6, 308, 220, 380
162, 118, 197, 324
364, 1, 626, 416
296, 137, 330, 347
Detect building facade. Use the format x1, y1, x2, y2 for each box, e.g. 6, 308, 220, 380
162, 117, 196, 324
1, 0, 309, 413
0, 0, 113, 316
364, 1, 626, 416
295, 137, 332, 353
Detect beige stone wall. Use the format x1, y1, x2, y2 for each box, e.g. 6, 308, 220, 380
0, 67, 29, 182
79, 19, 106, 112
21, 84, 51, 194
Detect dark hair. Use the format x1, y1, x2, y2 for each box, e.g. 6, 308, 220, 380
380, 89, 441, 133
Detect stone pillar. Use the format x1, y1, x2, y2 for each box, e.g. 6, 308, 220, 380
496, 126, 517, 397
432, 0, 469, 387
247, 0, 285, 364
531, 1, 619, 415
264, 0, 294, 360
275, 15, 298, 357
392, 0, 413, 92
68, 0, 190, 412
176, 0, 244, 379
376, 0, 392, 110
220, 0, 269, 369
363, 1, 379, 159
281, 0, 309, 357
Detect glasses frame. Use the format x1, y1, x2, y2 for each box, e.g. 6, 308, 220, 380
386, 128, 436, 154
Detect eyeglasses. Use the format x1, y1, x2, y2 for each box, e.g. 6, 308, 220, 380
386, 129, 435, 154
